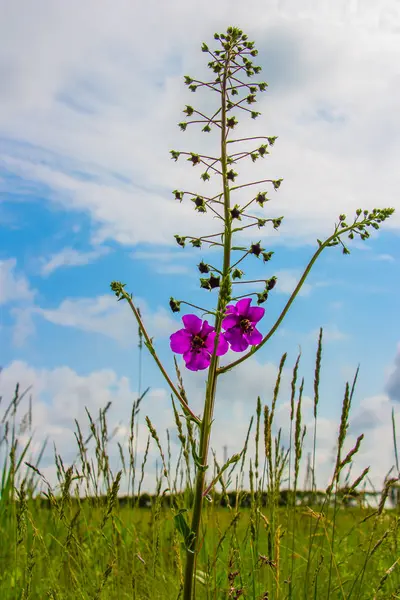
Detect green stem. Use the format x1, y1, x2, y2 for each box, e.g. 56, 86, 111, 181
183, 47, 232, 600
121, 291, 201, 426
217, 224, 358, 375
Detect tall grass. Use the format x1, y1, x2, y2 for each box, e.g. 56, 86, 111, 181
1, 334, 400, 599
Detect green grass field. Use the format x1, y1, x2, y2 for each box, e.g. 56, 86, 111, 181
1, 494, 400, 599
1, 344, 400, 600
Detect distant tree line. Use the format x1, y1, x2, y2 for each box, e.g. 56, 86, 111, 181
27, 486, 396, 510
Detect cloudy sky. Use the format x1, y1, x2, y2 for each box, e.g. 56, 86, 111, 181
1, 0, 400, 495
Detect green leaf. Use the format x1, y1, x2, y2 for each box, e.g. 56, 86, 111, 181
174, 509, 196, 553
204, 453, 242, 494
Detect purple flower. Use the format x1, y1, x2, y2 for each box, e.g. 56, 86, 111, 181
170, 314, 229, 371
222, 298, 265, 352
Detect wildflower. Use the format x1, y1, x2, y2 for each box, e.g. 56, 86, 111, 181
170, 314, 228, 371
222, 298, 265, 352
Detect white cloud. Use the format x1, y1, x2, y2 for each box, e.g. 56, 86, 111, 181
36, 294, 177, 344
386, 343, 400, 403
131, 251, 191, 263
329, 300, 344, 310
131, 249, 191, 276
0, 259, 37, 346
175, 351, 399, 491
0, 360, 173, 495
375, 253, 395, 262
155, 264, 189, 275
0, 1, 398, 250
1, 348, 399, 495
275, 269, 312, 296
40, 246, 110, 276
308, 324, 349, 342
0, 258, 35, 305
10, 307, 36, 347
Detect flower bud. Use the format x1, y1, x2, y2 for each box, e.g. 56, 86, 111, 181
193, 196, 207, 212
170, 150, 180, 161
250, 242, 263, 257
173, 190, 184, 201
258, 144, 268, 157
262, 251, 274, 262
189, 153, 201, 166
232, 268, 244, 280
198, 261, 209, 274
257, 291, 268, 305
256, 192, 267, 206
169, 298, 181, 312
227, 116, 238, 128
230, 205, 241, 220
272, 179, 283, 190
209, 274, 220, 289
200, 274, 220, 290
174, 235, 186, 247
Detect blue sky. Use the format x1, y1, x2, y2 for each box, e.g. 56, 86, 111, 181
1, 0, 400, 492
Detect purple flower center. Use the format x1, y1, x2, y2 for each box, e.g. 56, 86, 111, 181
240, 318, 254, 334
191, 335, 206, 351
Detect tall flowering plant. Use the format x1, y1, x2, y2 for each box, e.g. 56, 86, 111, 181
111, 26, 393, 599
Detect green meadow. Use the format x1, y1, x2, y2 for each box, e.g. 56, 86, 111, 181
1, 342, 400, 600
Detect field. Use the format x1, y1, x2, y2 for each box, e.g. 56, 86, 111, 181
1, 359, 400, 600
1, 491, 400, 599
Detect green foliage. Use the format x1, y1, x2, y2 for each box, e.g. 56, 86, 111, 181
2, 339, 400, 599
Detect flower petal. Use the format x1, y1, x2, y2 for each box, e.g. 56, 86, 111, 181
235, 298, 252, 316
183, 348, 211, 371
205, 332, 229, 356
170, 329, 192, 354
200, 320, 214, 338
182, 314, 203, 334
222, 314, 239, 330
224, 327, 250, 352
247, 306, 265, 324
224, 304, 237, 316
245, 327, 263, 346
215, 333, 229, 356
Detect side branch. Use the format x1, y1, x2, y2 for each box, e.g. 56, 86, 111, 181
217, 228, 346, 374
111, 284, 201, 425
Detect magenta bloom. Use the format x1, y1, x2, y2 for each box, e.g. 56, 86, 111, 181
222, 298, 265, 352
170, 314, 229, 371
